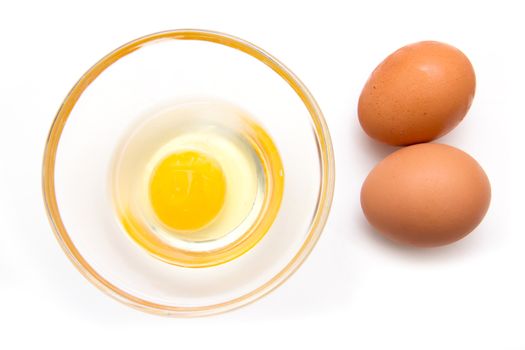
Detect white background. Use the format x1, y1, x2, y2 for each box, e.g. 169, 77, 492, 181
1, 0, 524, 349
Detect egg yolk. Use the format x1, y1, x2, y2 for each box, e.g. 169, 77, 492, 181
149, 150, 227, 232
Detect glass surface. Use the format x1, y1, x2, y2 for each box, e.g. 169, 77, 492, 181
43, 30, 335, 316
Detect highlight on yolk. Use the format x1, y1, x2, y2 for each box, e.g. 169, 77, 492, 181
149, 150, 227, 232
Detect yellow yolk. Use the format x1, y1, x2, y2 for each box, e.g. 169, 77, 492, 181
149, 150, 227, 232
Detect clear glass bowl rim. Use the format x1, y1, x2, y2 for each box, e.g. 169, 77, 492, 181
42, 29, 335, 317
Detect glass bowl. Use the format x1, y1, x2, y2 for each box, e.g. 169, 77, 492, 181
42, 29, 335, 316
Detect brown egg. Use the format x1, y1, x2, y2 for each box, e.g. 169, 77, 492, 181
361, 143, 490, 247
358, 41, 476, 146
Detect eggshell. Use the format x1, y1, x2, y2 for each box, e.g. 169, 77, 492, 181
358, 41, 476, 146
360, 143, 490, 247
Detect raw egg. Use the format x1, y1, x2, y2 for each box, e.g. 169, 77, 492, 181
360, 143, 490, 247
111, 99, 285, 267
358, 41, 476, 146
